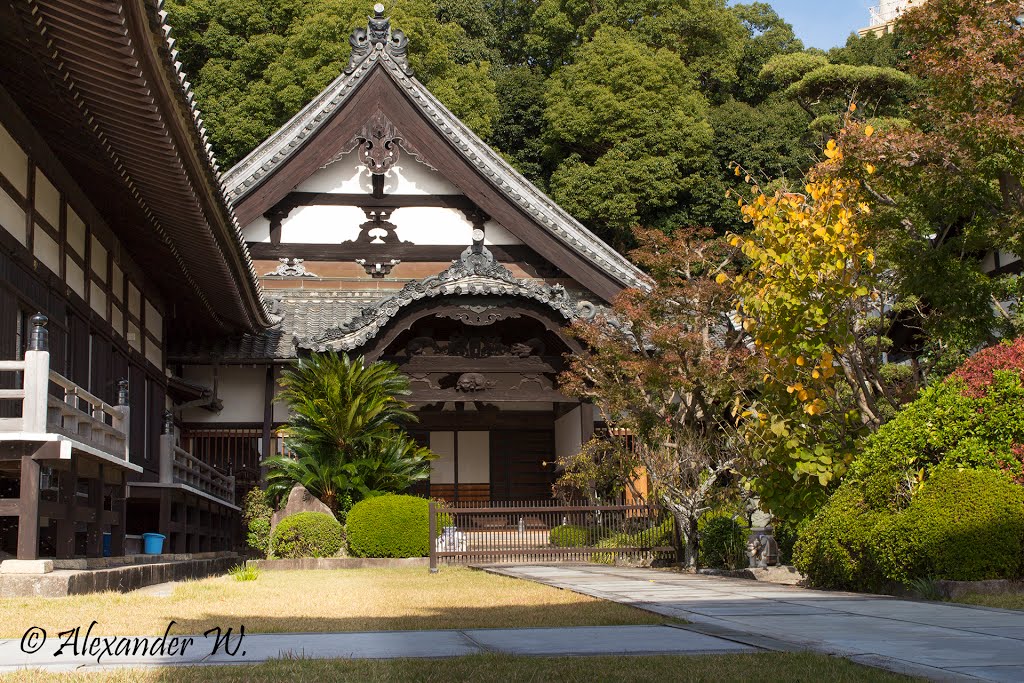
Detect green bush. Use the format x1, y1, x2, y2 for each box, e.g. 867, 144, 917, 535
771, 519, 801, 566
795, 352, 1024, 590
241, 488, 273, 557
590, 518, 675, 565
793, 485, 887, 592
346, 494, 434, 558
228, 564, 260, 581
699, 516, 748, 569
869, 469, 1024, 583
549, 525, 592, 547
269, 512, 344, 559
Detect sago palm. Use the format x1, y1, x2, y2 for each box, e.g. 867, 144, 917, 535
264, 352, 433, 512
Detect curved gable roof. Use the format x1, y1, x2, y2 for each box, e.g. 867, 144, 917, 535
222, 9, 648, 302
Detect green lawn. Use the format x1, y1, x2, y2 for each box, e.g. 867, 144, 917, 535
0, 653, 917, 682
0, 568, 663, 637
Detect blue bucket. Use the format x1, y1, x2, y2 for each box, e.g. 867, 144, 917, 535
142, 533, 165, 555
102, 532, 111, 557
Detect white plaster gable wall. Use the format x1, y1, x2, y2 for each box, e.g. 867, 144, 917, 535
279, 205, 365, 244
387, 158, 460, 195
181, 365, 266, 423
296, 152, 370, 193
295, 151, 461, 195
238, 149, 523, 246
242, 215, 272, 243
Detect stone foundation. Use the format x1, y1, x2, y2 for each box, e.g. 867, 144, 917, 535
0, 553, 239, 597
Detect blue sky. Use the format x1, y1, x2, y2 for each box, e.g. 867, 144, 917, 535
745, 1, 875, 50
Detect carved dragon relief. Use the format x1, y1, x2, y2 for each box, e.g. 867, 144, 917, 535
298, 245, 603, 352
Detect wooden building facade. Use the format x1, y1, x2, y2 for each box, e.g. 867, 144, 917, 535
0, 0, 271, 559
170, 7, 648, 505
0, 1, 646, 563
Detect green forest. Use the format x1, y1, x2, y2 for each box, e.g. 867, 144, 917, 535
166, 0, 909, 248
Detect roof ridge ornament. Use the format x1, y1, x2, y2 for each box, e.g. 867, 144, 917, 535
345, 4, 413, 76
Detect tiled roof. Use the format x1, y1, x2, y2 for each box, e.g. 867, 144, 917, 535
168, 291, 388, 362
221, 10, 648, 293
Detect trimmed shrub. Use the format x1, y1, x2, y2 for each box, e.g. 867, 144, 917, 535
699, 516, 748, 569
346, 494, 432, 558
869, 469, 1024, 583
270, 512, 344, 559
242, 488, 273, 557
550, 524, 591, 547
793, 484, 887, 592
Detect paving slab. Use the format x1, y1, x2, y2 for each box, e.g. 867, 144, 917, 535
464, 625, 754, 656
485, 564, 1024, 682
202, 631, 478, 664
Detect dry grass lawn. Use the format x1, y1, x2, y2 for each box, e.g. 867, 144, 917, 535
0, 653, 917, 683
0, 568, 664, 637
947, 592, 1024, 610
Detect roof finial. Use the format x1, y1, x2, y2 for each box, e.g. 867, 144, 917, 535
345, 4, 413, 76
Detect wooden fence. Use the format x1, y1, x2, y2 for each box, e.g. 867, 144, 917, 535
428, 500, 676, 570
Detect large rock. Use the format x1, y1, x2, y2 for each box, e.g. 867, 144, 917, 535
270, 484, 335, 536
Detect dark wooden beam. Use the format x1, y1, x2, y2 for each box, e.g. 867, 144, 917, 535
384, 356, 563, 374
17, 455, 39, 560
248, 242, 541, 264
278, 192, 477, 210
409, 389, 575, 403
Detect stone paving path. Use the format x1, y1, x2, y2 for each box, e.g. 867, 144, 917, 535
485, 564, 1024, 682
0, 624, 753, 673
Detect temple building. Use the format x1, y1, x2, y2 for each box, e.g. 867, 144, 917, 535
173, 6, 647, 505
0, 2, 642, 561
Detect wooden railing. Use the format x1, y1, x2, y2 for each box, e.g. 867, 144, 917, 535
47, 371, 128, 460
0, 325, 129, 462
161, 438, 235, 505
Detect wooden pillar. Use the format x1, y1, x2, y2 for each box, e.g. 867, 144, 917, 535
85, 464, 103, 557
17, 455, 40, 560
158, 488, 171, 550
22, 315, 50, 434
172, 494, 185, 553
261, 364, 274, 485
110, 472, 126, 557
54, 462, 76, 559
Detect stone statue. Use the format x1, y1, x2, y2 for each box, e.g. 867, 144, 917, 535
748, 533, 779, 569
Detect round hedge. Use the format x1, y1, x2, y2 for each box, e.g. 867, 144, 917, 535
346, 494, 433, 558
270, 511, 344, 559
796, 469, 1024, 589
870, 469, 1024, 583
793, 484, 887, 591
549, 524, 591, 547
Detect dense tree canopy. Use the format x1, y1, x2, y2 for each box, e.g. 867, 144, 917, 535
166, 0, 896, 245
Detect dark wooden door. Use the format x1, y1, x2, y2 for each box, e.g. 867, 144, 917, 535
490, 429, 556, 500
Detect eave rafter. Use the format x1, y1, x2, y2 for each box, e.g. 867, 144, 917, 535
9, 0, 270, 333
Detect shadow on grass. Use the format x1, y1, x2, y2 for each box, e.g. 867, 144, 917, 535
158, 600, 668, 637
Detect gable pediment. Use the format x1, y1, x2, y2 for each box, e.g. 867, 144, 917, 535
223, 12, 647, 303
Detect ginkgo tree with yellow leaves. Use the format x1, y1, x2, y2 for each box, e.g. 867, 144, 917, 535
727, 121, 916, 519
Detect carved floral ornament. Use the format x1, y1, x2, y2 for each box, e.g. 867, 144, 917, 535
265, 258, 318, 277
298, 245, 604, 353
